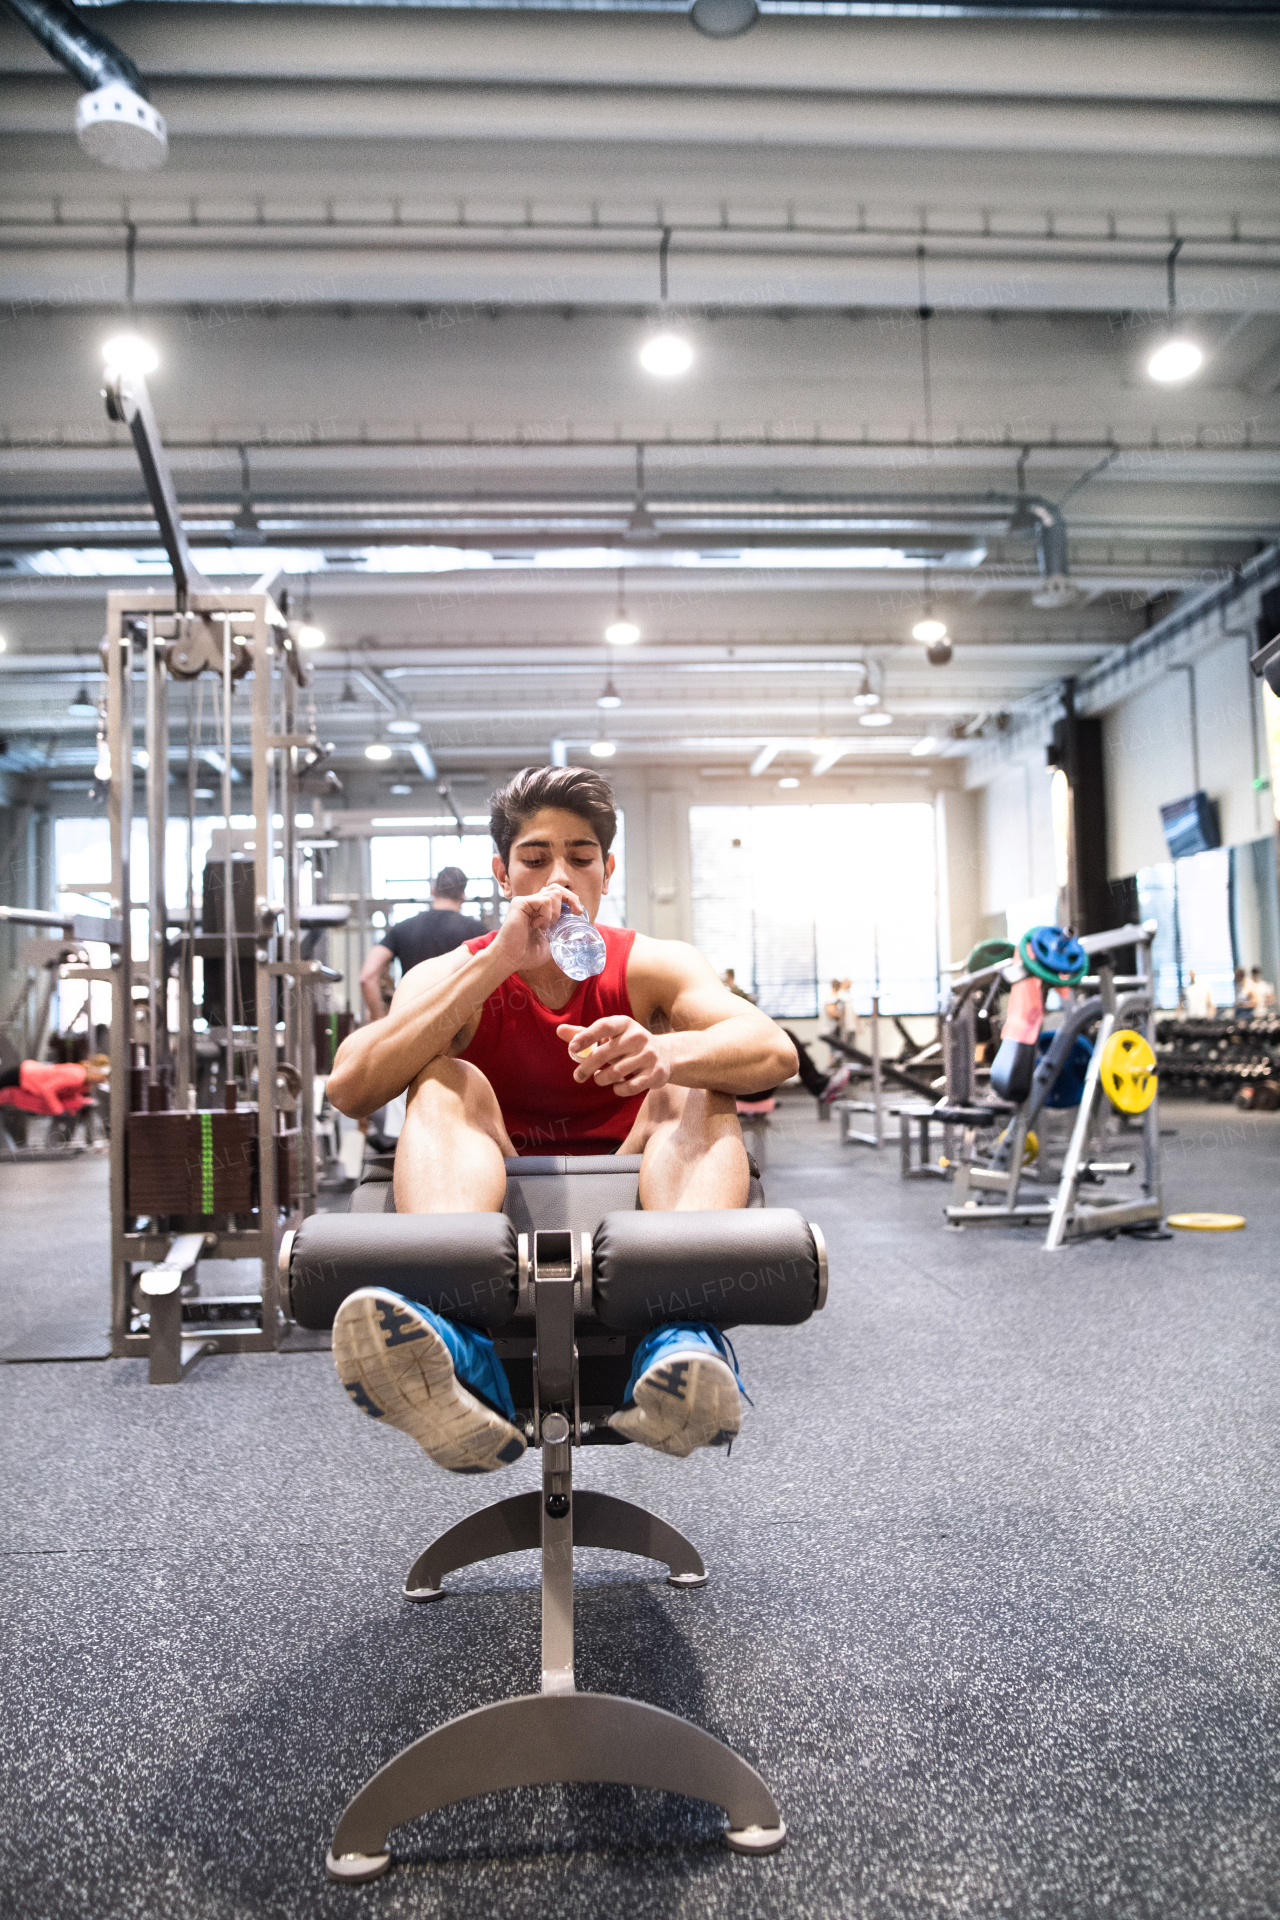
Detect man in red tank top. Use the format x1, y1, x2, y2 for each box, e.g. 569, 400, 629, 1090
327, 766, 797, 1474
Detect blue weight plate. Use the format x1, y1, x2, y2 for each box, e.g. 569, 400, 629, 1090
1025, 925, 1087, 979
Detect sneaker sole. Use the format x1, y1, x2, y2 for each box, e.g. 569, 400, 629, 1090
608, 1350, 742, 1458
332, 1288, 526, 1475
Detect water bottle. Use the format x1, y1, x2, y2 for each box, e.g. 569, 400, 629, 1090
547, 902, 607, 981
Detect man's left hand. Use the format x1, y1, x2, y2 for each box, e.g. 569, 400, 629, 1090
557, 1017, 671, 1096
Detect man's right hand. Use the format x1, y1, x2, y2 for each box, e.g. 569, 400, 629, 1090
491, 883, 584, 973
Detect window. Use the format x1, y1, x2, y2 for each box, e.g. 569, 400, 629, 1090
1137, 850, 1235, 1010
690, 804, 938, 1017
369, 815, 626, 928
370, 833, 496, 923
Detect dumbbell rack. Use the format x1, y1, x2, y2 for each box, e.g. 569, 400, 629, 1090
324, 1226, 787, 1882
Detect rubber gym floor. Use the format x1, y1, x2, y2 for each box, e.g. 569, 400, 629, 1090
2, 1095, 1278, 1920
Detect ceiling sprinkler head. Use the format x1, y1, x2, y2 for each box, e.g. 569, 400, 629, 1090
76, 82, 168, 171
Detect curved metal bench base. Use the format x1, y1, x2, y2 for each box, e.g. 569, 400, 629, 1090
326, 1691, 785, 1879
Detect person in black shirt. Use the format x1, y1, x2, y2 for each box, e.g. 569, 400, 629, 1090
359, 866, 476, 1020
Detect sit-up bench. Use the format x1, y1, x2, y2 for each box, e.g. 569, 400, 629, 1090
280, 1153, 827, 1880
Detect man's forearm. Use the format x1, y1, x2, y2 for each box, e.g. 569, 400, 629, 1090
663, 1017, 797, 1095
329, 946, 511, 1117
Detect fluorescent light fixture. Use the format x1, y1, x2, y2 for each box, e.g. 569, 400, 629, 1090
589, 739, 617, 759
605, 619, 640, 646
389, 783, 413, 796
102, 332, 159, 376
912, 618, 948, 644
639, 332, 693, 377
910, 737, 940, 757
295, 623, 325, 650
365, 742, 393, 762
386, 717, 422, 736
777, 776, 800, 789
749, 743, 780, 777
1148, 337, 1203, 383
859, 712, 894, 728
0, 634, 6, 653
194, 787, 214, 799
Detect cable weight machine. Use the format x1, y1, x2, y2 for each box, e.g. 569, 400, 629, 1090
101, 362, 342, 1383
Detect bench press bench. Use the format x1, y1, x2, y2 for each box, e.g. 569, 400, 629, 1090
280, 1151, 827, 1879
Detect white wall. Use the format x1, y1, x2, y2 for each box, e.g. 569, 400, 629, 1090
936, 786, 982, 967
1103, 629, 1271, 878
978, 750, 1057, 927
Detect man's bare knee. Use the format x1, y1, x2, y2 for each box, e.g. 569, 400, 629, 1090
404, 1055, 513, 1156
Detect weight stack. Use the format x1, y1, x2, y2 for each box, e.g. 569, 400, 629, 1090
128, 1108, 304, 1218
127, 1109, 259, 1215
314, 1010, 354, 1073
273, 1128, 302, 1208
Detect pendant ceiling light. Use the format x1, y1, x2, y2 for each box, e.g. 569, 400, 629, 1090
640, 229, 693, 378
1148, 239, 1203, 385
605, 569, 640, 646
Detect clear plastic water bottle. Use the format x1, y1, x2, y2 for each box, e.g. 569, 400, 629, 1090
547, 902, 607, 980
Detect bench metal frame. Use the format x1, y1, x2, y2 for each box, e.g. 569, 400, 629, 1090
324, 1163, 799, 1881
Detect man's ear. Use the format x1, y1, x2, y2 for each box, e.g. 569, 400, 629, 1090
492, 852, 511, 898
601, 851, 615, 895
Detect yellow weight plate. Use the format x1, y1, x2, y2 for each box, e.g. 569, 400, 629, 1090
1099, 1028, 1158, 1114
996, 1128, 1039, 1165
1167, 1212, 1246, 1232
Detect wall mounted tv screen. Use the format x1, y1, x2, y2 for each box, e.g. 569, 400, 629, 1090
1159, 791, 1221, 861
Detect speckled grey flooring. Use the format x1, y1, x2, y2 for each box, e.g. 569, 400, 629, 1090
2, 1098, 1278, 1919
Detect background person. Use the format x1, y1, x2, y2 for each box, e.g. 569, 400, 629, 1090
1249, 965, 1276, 1011
0, 1055, 108, 1145
359, 866, 475, 1020
1183, 969, 1216, 1020
357, 865, 476, 1147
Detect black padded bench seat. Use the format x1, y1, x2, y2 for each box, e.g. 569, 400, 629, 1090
352, 1150, 764, 1232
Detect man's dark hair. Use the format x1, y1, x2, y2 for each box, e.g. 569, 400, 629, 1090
433, 865, 468, 902
489, 765, 617, 867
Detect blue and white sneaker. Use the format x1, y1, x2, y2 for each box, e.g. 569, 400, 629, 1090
332, 1288, 527, 1475
608, 1323, 748, 1458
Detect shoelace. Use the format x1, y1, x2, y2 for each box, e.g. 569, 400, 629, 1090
693, 1324, 754, 1408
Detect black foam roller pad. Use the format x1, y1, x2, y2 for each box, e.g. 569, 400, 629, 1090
287, 1213, 518, 1332
592, 1208, 820, 1332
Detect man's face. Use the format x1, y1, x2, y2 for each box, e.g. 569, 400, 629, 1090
494, 806, 615, 920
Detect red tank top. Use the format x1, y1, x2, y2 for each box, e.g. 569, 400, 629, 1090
458, 925, 645, 1155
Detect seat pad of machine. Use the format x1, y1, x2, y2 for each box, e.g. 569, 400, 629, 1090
592, 1207, 822, 1330
288, 1211, 519, 1331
